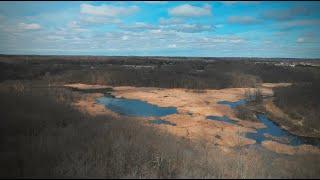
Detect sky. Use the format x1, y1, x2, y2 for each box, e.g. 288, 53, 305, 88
0, 1, 320, 58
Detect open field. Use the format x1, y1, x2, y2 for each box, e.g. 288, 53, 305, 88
1, 55, 320, 178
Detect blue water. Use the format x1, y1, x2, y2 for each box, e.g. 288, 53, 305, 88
246, 114, 300, 145
218, 99, 247, 109
150, 119, 176, 126
246, 114, 320, 146
213, 100, 320, 147
96, 96, 177, 117
207, 115, 238, 124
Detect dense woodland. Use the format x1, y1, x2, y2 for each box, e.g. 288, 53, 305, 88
274, 81, 320, 134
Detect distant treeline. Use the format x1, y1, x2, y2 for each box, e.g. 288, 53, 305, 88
0, 56, 319, 89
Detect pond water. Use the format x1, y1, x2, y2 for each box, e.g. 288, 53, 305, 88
207, 115, 238, 124
211, 100, 320, 147
246, 114, 320, 146
96, 96, 177, 117
96, 94, 320, 147
150, 119, 176, 126
217, 99, 246, 108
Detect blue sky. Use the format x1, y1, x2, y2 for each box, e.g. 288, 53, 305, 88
0, 1, 320, 58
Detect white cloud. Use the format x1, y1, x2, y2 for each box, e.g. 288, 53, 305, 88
167, 23, 215, 33
149, 29, 162, 34
46, 35, 65, 41
169, 4, 212, 17
80, 4, 139, 17
168, 44, 177, 48
229, 39, 244, 43
297, 37, 305, 43
215, 24, 224, 28
159, 18, 216, 33
281, 19, 320, 28
64, 21, 89, 33
228, 16, 260, 25
211, 38, 227, 43
119, 22, 158, 31
121, 35, 129, 40
18, 23, 41, 30
1, 25, 251, 56
296, 36, 317, 43
262, 7, 310, 21
68, 21, 80, 29
119, 21, 214, 33
159, 17, 184, 25
192, 35, 247, 45
79, 16, 121, 25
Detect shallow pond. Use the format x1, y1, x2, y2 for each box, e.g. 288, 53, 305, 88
96, 96, 177, 117
246, 114, 320, 146
211, 100, 320, 147
150, 119, 176, 126
207, 115, 238, 124
217, 99, 246, 108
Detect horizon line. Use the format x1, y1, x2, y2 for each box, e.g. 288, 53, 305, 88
0, 53, 319, 60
